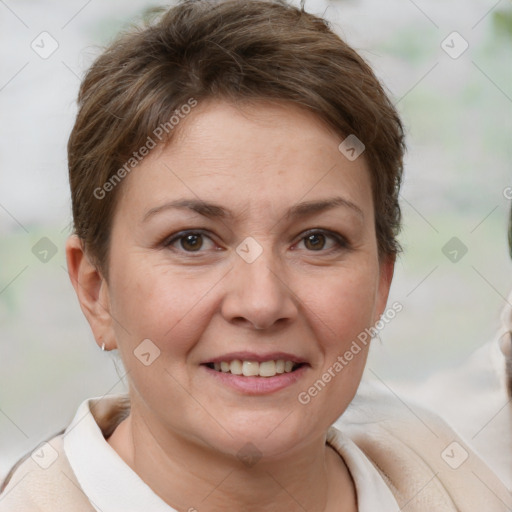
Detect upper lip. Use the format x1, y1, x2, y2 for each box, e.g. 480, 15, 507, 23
202, 351, 309, 365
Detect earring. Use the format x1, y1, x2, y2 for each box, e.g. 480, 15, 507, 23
101, 342, 106, 351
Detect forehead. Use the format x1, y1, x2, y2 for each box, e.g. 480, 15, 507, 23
116, 99, 373, 219
169, 99, 344, 172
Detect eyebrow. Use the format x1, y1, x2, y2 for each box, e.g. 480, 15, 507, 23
142, 196, 364, 222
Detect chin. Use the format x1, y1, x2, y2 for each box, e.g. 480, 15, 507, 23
194, 408, 323, 462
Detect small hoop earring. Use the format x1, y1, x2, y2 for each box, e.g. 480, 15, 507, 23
101, 342, 106, 351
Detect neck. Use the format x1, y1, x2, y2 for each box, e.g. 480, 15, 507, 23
107, 405, 356, 512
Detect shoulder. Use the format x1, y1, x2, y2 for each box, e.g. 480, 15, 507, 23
336, 381, 512, 512
0, 434, 95, 512
385, 336, 511, 488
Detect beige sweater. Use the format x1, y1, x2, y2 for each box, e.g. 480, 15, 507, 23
383, 294, 512, 489
1, 390, 511, 511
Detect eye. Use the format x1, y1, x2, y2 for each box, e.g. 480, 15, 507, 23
164, 230, 217, 253
162, 228, 349, 255
295, 229, 349, 252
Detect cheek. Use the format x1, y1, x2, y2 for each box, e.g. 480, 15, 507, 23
294, 271, 375, 425
109, 262, 217, 355
299, 267, 379, 352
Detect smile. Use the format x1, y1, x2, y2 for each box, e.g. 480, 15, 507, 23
206, 360, 303, 377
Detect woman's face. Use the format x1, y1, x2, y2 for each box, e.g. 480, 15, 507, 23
92, 100, 393, 459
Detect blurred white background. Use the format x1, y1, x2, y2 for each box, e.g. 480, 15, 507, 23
1, 0, 511, 479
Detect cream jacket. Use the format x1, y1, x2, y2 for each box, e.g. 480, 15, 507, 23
389, 294, 512, 489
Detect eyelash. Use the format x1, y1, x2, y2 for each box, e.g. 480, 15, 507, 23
162, 229, 350, 255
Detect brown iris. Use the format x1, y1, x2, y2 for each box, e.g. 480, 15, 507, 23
181, 233, 203, 251
304, 233, 326, 251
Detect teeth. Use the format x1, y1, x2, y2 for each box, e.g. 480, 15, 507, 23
210, 359, 299, 377
242, 361, 260, 377
230, 359, 243, 375
259, 360, 276, 377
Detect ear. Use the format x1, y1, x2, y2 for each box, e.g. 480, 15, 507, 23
374, 253, 396, 322
65, 235, 117, 350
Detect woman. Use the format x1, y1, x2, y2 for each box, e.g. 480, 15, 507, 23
0, 1, 510, 510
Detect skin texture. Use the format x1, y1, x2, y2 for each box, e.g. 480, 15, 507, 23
66, 99, 394, 512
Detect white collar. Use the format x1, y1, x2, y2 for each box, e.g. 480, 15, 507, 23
63, 395, 174, 512
326, 426, 400, 511
63, 395, 399, 512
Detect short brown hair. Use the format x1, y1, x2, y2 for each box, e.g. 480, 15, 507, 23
68, 0, 405, 278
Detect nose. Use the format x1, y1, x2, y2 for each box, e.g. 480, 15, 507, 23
220, 246, 298, 330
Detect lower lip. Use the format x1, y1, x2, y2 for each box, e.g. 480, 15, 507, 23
202, 365, 308, 395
